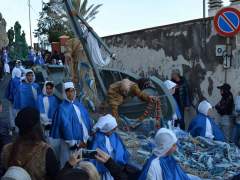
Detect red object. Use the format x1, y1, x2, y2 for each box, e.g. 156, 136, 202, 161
59, 35, 70, 46
51, 42, 60, 53
214, 7, 240, 37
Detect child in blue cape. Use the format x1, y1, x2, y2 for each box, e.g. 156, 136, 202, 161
139, 128, 201, 180
91, 114, 130, 180
188, 100, 225, 142
13, 69, 40, 111
50, 82, 92, 167
163, 80, 183, 129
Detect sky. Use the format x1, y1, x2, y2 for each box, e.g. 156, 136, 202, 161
0, 0, 230, 46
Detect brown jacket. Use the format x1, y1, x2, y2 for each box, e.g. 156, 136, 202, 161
2, 141, 50, 180
107, 79, 151, 120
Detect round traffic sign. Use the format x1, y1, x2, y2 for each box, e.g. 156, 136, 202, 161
214, 7, 240, 37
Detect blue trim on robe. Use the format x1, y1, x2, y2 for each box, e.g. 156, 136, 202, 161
138, 155, 190, 180
188, 113, 225, 142
5, 77, 21, 103
91, 132, 130, 174
13, 82, 40, 110
37, 94, 60, 120
50, 100, 92, 142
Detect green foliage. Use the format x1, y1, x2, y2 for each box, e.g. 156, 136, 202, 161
35, 0, 102, 43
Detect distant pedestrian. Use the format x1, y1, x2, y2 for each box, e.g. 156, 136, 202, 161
171, 69, 191, 128
215, 83, 234, 142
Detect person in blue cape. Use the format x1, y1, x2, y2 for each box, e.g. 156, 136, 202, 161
188, 100, 225, 142
38, 81, 59, 134
35, 51, 45, 65
13, 69, 40, 111
50, 82, 92, 167
91, 114, 130, 180
163, 80, 183, 129
11, 60, 25, 79
139, 128, 201, 180
28, 48, 36, 64
5, 68, 22, 129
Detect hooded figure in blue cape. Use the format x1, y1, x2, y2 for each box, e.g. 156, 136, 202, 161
163, 80, 183, 129
6, 68, 22, 104
5, 68, 22, 129
91, 114, 130, 180
28, 48, 36, 63
35, 51, 45, 65
188, 100, 225, 142
13, 69, 40, 111
139, 128, 201, 180
38, 81, 59, 127
50, 82, 92, 167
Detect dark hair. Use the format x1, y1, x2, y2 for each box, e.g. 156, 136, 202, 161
137, 78, 150, 90
46, 82, 54, 88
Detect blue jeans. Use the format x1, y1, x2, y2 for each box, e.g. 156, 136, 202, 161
233, 124, 240, 148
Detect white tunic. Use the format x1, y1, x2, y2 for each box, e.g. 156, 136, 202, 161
205, 118, 214, 139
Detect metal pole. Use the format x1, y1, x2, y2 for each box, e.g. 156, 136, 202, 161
28, 0, 33, 47
203, 0, 206, 19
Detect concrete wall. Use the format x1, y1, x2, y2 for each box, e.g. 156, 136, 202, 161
103, 17, 240, 107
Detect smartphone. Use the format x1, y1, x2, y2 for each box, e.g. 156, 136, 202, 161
82, 149, 97, 159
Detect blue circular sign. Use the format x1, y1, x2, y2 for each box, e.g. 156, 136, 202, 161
214, 7, 240, 37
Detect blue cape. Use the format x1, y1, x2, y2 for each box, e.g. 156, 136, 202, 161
139, 155, 190, 180
37, 94, 60, 120
91, 132, 130, 174
35, 55, 45, 65
28, 52, 35, 62
13, 82, 40, 110
50, 100, 92, 141
5, 77, 21, 103
188, 113, 225, 142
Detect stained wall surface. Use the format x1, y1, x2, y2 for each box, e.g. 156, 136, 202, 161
103, 17, 240, 106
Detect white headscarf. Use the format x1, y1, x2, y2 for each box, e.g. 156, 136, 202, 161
163, 80, 177, 90
63, 82, 76, 102
12, 68, 22, 78
24, 69, 35, 83
198, 100, 212, 116
153, 128, 178, 157
42, 81, 54, 96
93, 114, 118, 133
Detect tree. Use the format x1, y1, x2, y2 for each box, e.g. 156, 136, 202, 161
35, 0, 102, 43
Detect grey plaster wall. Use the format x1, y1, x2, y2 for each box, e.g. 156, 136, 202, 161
103, 17, 240, 107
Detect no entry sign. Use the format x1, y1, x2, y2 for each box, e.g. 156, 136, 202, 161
214, 7, 240, 37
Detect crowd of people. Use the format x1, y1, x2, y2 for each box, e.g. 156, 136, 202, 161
0, 47, 240, 180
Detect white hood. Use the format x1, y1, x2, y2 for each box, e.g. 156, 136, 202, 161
153, 128, 178, 157
198, 100, 212, 116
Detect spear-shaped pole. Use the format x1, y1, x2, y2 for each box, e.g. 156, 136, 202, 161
64, 0, 107, 96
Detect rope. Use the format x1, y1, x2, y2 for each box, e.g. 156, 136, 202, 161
139, 96, 161, 129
